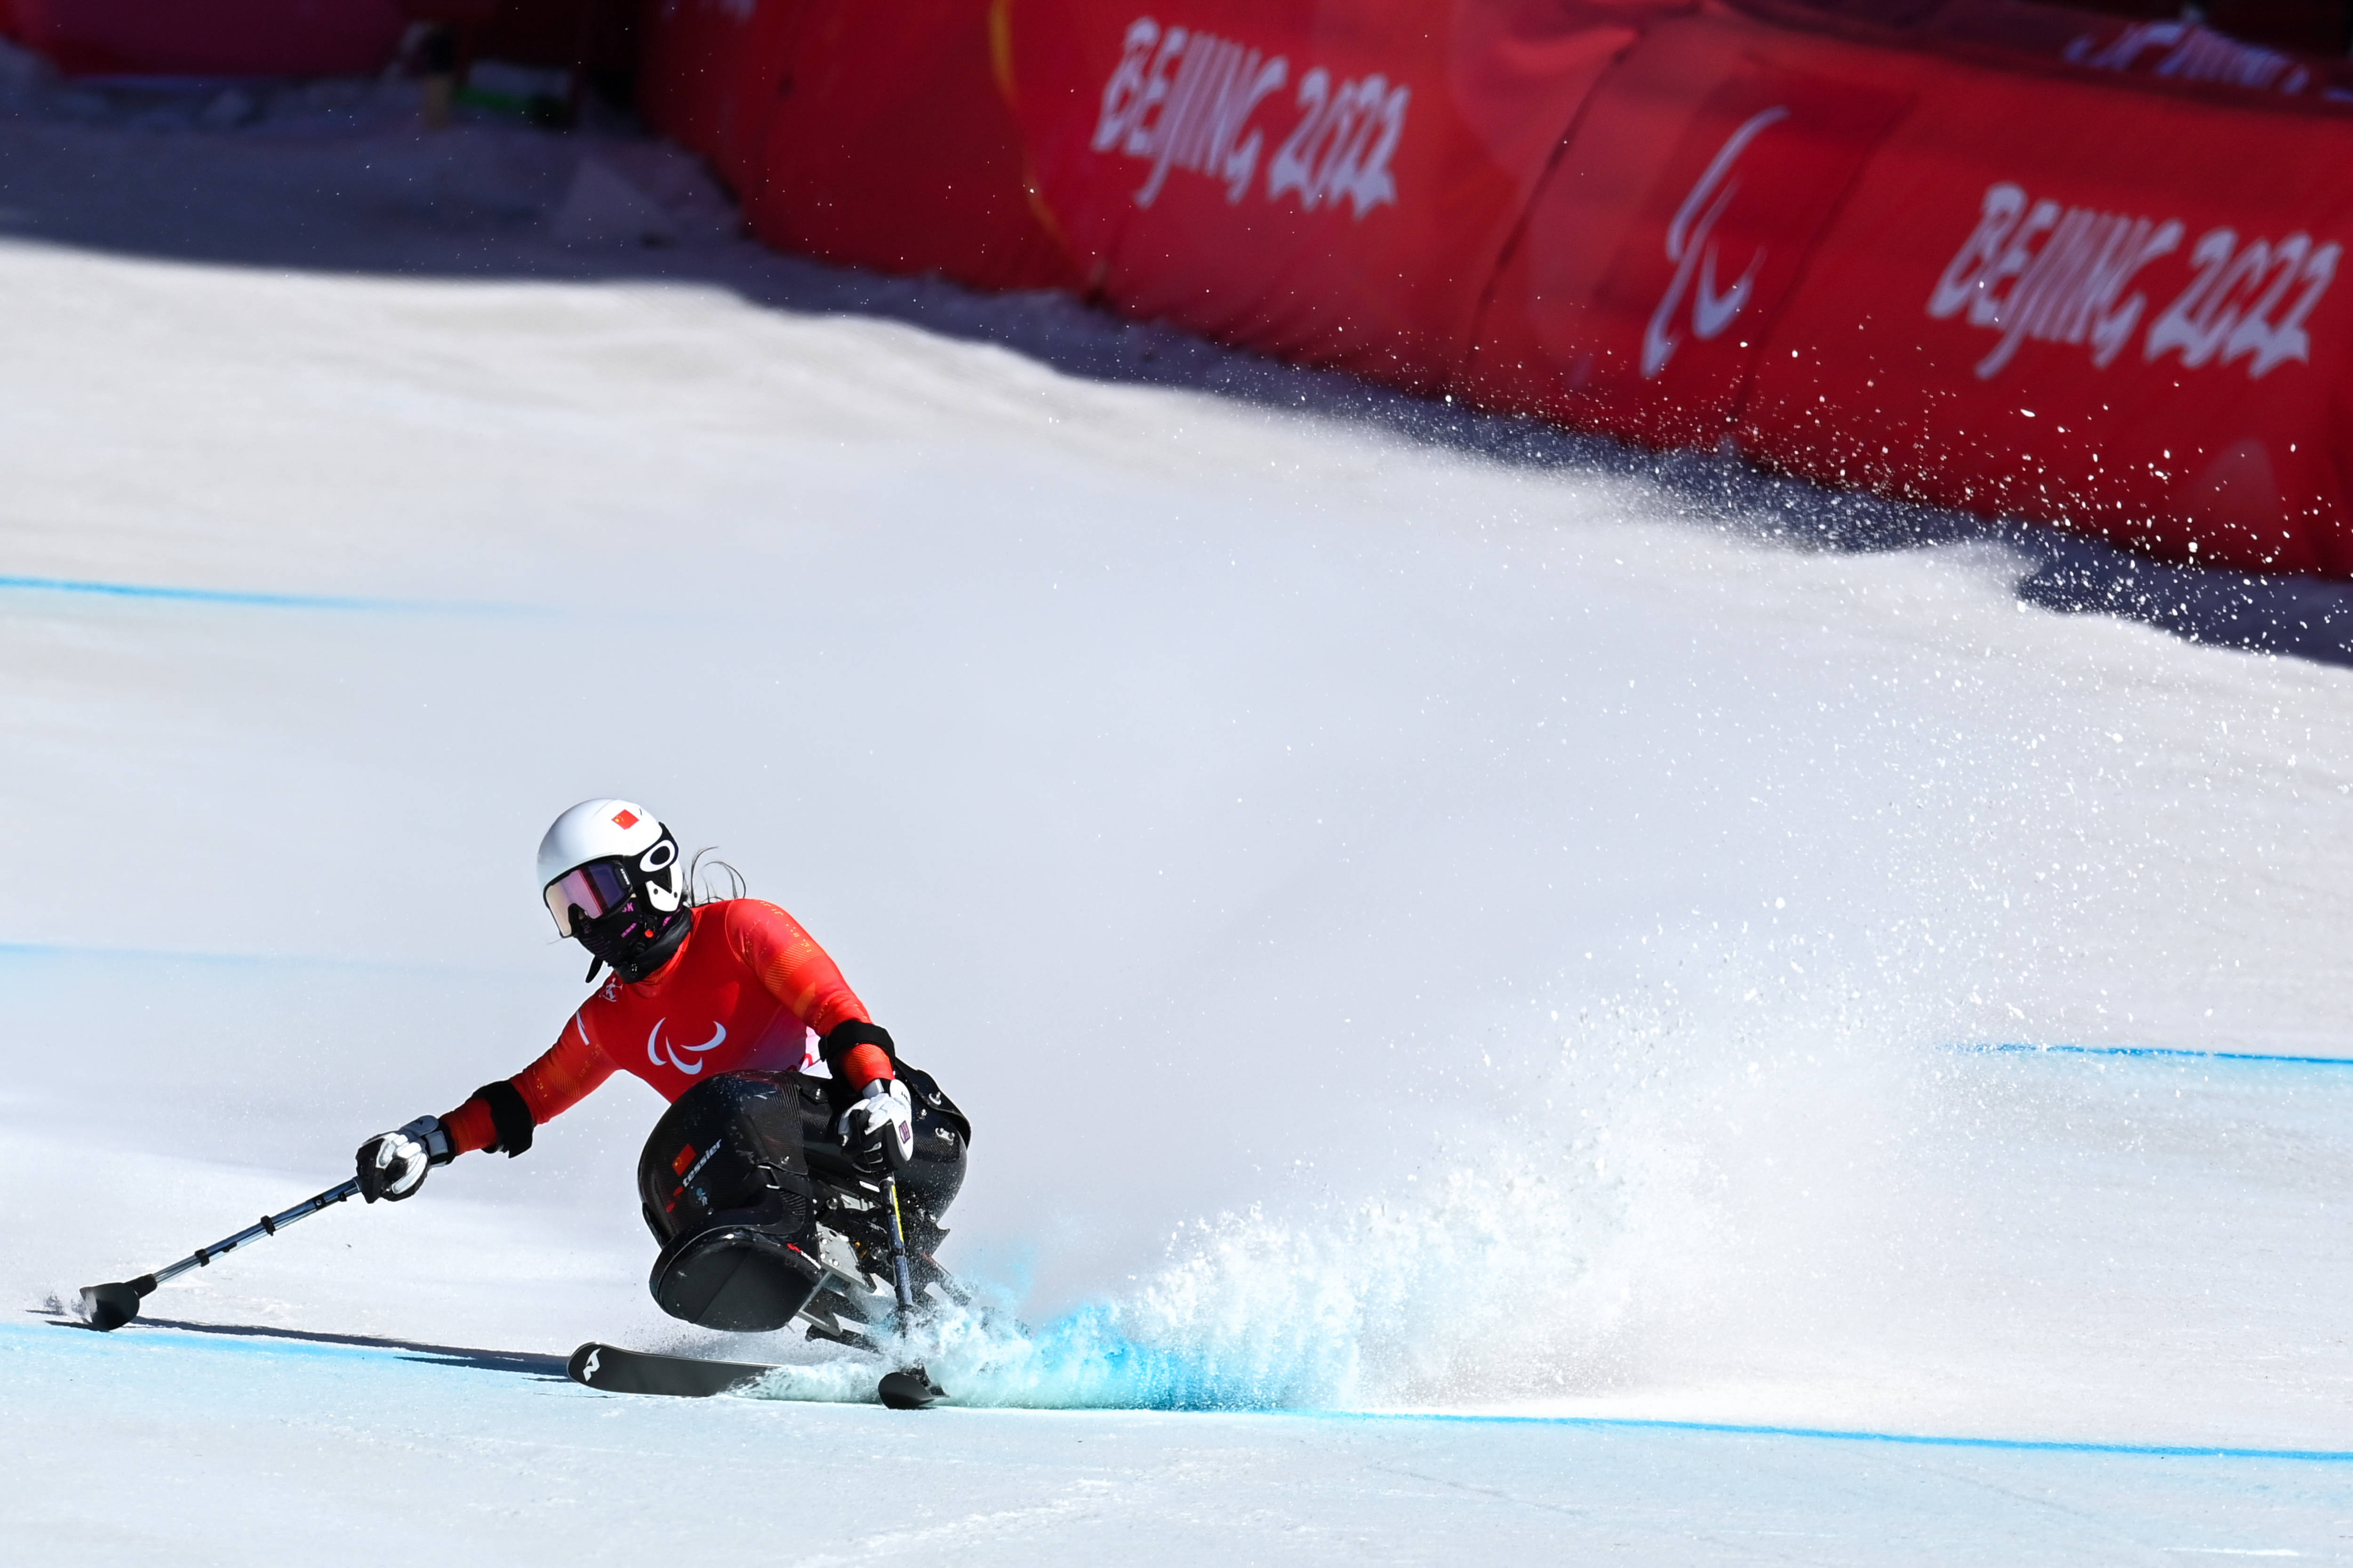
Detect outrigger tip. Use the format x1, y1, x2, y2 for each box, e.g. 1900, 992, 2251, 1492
878, 1365, 945, 1410
77, 1280, 144, 1332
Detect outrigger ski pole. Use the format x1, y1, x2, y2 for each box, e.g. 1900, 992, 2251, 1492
76, 1177, 364, 1331
873, 1171, 947, 1410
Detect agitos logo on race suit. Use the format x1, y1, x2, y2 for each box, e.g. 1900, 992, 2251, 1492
648, 1019, 726, 1076
1091, 16, 1409, 217
1929, 182, 2342, 381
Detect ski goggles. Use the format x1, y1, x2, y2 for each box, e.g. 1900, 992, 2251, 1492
544, 859, 633, 937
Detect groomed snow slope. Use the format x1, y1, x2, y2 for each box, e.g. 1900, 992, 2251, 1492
0, 70, 2348, 1561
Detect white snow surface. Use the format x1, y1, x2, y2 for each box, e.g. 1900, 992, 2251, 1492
0, 64, 2349, 1561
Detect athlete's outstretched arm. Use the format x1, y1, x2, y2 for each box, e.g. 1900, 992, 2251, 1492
440, 1012, 620, 1157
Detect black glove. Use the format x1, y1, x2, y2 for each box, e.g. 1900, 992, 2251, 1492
356, 1115, 454, 1202
837, 1080, 915, 1174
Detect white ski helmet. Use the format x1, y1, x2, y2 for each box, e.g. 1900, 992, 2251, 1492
537, 798, 685, 937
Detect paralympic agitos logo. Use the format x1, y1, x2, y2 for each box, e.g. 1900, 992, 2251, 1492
648, 1019, 726, 1075
1642, 107, 1790, 380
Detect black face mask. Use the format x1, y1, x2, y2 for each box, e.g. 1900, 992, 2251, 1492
576, 895, 691, 984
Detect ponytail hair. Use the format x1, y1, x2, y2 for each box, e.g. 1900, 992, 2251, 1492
686, 847, 746, 907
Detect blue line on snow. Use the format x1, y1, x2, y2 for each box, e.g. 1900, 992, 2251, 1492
1952, 1042, 2353, 1068
0, 573, 488, 613
1323, 1410, 2353, 1464
0, 939, 536, 979
18, 1325, 2347, 1462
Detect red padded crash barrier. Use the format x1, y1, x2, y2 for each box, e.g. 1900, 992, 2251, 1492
1001, 0, 1641, 390
1739, 35, 2353, 573
630, 0, 1070, 288
1462, 14, 1919, 448
1471, 4, 2353, 571
635, 0, 2353, 574
635, 0, 799, 191
9, 0, 406, 76
741, 0, 1077, 290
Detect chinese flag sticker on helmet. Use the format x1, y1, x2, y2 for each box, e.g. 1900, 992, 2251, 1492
613, 809, 640, 830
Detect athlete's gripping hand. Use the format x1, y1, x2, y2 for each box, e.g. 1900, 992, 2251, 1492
355, 1115, 454, 1202
839, 1080, 915, 1174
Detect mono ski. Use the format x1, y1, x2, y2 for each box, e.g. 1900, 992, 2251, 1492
566, 1342, 778, 1398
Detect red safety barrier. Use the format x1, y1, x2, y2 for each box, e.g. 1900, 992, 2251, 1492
740, 0, 1078, 291
634, 0, 798, 191
1001, 0, 1643, 390
1461, 12, 1920, 449
9, 0, 406, 76
1736, 24, 2353, 572
8, 0, 2343, 571
1468, 3, 2353, 571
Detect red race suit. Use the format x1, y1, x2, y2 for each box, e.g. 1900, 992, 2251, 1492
440, 898, 890, 1156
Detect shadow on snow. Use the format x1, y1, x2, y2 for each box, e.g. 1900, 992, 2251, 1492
37, 1308, 570, 1379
